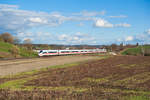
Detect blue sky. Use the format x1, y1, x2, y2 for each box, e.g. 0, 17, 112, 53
0, 0, 150, 45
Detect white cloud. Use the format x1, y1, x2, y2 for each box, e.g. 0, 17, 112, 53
73, 36, 79, 41
0, 4, 19, 9
0, 4, 133, 45
0, 4, 100, 33
135, 28, 150, 44
117, 29, 150, 44
16, 31, 53, 44
109, 15, 127, 18
115, 23, 131, 27
73, 10, 106, 16
58, 34, 68, 40
146, 29, 150, 35
0, 4, 66, 33
29, 17, 47, 23
125, 36, 133, 41
0, 4, 131, 34
57, 32, 96, 44
94, 19, 131, 28
94, 19, 113, 28
75, 32, 88, 37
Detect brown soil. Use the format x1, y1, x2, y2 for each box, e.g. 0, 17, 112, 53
0, 55, 99, 76
1, 56, 150, 100
26, 56, 150, 89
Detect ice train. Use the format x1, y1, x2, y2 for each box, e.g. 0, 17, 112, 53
38, 49, 107, 56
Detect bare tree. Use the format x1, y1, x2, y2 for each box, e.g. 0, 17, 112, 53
23, 38, 33, 50
0, 32, 14, 43
136, 43, 139, 46
110, 44, 117, 51
0, 35, 4, 42
13, 37, 21, 44
119, 43, 124, 51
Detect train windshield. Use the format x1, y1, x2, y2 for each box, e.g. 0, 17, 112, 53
39, 50, 43, 53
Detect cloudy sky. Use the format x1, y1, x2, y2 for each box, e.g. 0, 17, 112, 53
0, 0, 150, 45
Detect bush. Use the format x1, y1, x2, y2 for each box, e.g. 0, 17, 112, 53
19, 47, 38, 58
0, 36, 4, 42
144, 49, 150, 56
9, 46, 19, 58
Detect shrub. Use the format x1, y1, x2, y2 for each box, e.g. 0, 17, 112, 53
0, 36, 4, 42
9, 46, 19, 58
144, 49, 150, 56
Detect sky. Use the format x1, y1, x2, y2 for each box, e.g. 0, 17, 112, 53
0, 0, 150, 45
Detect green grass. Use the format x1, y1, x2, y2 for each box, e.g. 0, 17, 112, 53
0, 42, 13, 52
0, 41, 38, 58
83, 77, 110, 84
0, 77, 36, 89
27, 86, 88, 92
19, 47, 38, 58
117, 64, 138, 69
1, 70, 39, 79
0, 79, 28, 89
122, 95, 150, 100
0, 79, 88, 91
121, 45, 150, 56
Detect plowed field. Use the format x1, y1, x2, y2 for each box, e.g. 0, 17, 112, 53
0, 55, 99, 76
0, 55, 150, 100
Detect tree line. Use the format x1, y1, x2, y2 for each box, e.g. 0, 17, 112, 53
0, 32, 32, 44
0, 32, 33, 50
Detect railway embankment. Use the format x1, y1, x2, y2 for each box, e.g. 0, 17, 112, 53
0, 41, 38, 59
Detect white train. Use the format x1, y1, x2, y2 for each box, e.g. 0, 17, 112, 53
38, 49, 107, 56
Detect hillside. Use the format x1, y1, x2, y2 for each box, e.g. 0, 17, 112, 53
121, 45, 150, 56
0, 42, 38, 58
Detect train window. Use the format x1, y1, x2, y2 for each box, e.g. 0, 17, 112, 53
72, 51, 78, 52
61, 51, 70, 53
43, 52, 47, 54
48, 52, 57, 53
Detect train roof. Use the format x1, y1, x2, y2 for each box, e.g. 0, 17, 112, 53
39, 49, 106, 51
